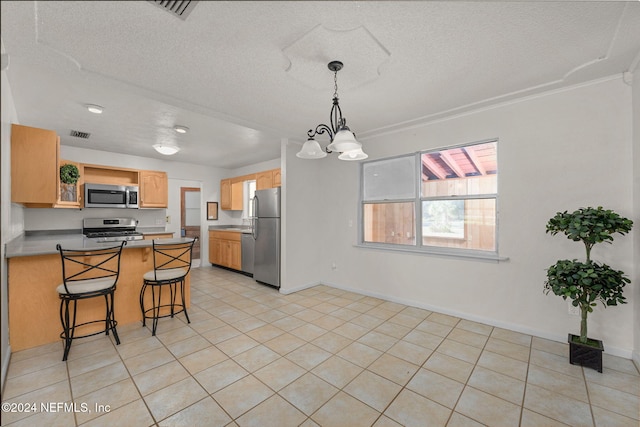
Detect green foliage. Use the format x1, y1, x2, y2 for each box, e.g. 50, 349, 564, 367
59, 164, 80, 185
546, 207, 632, 261
544, 207, 632, 344
544, 260, 629, 309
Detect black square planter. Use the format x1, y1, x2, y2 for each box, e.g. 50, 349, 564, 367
568, 333, 604, 373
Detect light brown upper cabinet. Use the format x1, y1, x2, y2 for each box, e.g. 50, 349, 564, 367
256, 170, 273, 191
82, 165, 167, 209
220, 168, 280, 210
140, 170, 168, 208
11, 124, 80, 208
11, 124, 58, 206
82, 164, 139, 185
230, 181, 243, 210
11, 124, 169, 209
220, 179, 232, 210
256, 168, 281, 190
272, 168, 281, 187
220, 173, 255, 211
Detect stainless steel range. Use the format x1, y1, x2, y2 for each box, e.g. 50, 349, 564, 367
83, 218, 144, 242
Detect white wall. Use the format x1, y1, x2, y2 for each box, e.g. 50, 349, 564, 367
280, 140, 328, 292
231, 158, 281, 178
632, 69, 640, 368
284, 76, 636, 358
1, 42, 21, 394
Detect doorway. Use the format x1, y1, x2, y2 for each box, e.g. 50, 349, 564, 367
181, 187, 201, 261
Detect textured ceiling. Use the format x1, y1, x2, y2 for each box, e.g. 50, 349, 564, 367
1, 1, 639, 169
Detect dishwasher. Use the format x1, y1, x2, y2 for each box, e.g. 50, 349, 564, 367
241, 233, 255, 276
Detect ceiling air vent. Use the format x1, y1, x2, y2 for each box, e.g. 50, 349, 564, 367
148, 0, 198, 20
70, 130, 91, 139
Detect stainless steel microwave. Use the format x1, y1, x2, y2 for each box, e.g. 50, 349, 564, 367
84, 183, 139, 209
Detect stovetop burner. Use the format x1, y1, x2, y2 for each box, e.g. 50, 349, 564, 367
84, 233, 144, 242
83, 217, 144, 242
85, 230, 142, 238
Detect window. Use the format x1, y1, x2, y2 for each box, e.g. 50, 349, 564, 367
361, 139, 498, 257
362, 156, 416, 246
243, 180, 257, 218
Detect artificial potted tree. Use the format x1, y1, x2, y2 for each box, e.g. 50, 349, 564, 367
544, 206, 632, 372
59, 163, 80, 202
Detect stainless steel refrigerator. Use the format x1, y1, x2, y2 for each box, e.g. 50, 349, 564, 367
252, 187, 280, 288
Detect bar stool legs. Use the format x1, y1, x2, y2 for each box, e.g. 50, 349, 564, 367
140, 238, 196, 336
140, 277, 191, 336
56, 242, 125, 362
59, 292, 120, 361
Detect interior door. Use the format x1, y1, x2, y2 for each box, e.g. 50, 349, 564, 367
181, 187, 201, 260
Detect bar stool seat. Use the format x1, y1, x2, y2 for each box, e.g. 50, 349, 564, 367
56, 277, 117, 295
140, 238, 197, 336
56, 241, 126, 361
142, 267, 188, 282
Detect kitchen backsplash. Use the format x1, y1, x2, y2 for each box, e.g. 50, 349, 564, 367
23, 207, 166, 231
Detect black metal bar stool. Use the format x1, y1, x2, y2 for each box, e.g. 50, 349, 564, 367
140, 237, 197, 336
56, 241, 126, 361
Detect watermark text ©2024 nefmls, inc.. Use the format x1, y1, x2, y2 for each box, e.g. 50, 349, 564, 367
2, 401, 111, 414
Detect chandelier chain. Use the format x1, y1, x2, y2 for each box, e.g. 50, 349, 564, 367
333, 69, 339, 99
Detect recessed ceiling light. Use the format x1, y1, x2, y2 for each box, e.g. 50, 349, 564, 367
153, 144, 180, 155
85, 104, 104, 114
173, 125, 189, 134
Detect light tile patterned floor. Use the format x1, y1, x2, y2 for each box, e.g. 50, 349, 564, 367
2, 266, 639, 426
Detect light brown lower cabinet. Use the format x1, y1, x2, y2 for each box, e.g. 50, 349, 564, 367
209, 231, 241, 271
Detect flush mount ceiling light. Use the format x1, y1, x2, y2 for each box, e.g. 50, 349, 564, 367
297, 61, 367, 161
153, 144, 180, 155
173, 125, 189, 134
84, 104, 104, 114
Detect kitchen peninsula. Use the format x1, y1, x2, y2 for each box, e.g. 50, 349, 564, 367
5, 234, 193, 351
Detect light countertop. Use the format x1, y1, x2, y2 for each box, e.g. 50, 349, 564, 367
5, 233, 192, 258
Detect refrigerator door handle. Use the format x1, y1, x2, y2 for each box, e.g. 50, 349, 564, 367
252, 195, 258, 240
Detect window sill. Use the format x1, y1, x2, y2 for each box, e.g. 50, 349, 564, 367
355, 243, 509, 262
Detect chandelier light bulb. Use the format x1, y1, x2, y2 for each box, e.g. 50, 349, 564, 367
296, 138, 327, 159
338, 147, 368, 161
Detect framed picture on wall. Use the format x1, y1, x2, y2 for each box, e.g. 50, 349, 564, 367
207, 202, 218, 220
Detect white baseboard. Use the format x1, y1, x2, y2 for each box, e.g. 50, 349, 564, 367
279, 281, 322, 295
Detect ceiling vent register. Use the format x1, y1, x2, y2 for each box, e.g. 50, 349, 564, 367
70, 130, 91, 139
149, 0, 198, 20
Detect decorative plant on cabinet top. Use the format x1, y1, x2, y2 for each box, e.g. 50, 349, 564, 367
544, 206, 632, 372
59, 163, 80, 203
